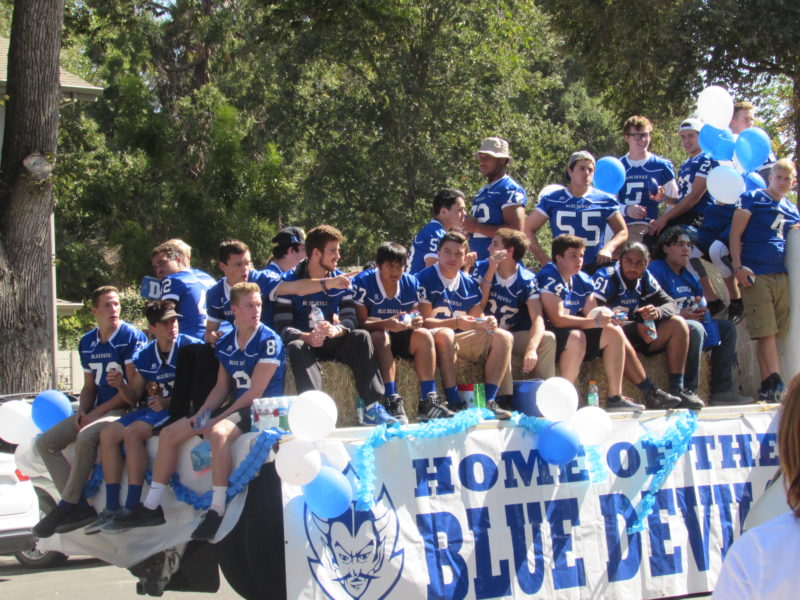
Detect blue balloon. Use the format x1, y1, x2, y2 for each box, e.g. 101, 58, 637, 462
302, 466, 353, 519
698, 124, 735, 161
735, 127, 771, 173
744, 171, 766, 191
32, 389, 72, 432
593, 156, 626, 194
538, 421, 580, 466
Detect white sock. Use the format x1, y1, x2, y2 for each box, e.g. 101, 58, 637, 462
143, 482, 165, 510
211, 486, 227, 515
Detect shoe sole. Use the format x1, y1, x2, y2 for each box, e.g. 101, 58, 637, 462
116, 516, 166, 529
55, 514, 99, 534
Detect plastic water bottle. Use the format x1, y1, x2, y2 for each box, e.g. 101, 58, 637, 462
643, 319, 657, 341
587, 381, 599, 407
277, 397, 289, 430
309, 304, 325, 331
474, 383, 486, 408
355, 397, 365, 425
192, 408, 212, 430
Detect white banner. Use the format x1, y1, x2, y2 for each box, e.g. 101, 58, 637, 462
283, 406, 781, 600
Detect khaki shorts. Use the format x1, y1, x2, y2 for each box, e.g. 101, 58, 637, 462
512, 330, 557, 380
454, 329, 494, 362
742, 272, 790, 339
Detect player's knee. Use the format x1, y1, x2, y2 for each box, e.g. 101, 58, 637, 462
566, 329, 586, 353
434, 328, 454, 350
99, 423, 122, 445
370, 330, 389, 348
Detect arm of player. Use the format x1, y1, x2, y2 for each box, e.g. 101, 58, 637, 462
189, 364, 233, 430
524, 211, 551, 266
467, 303, 498, 331
523, 298, 547, 373
596, 212, 628, 264
419, 301, 468, 331
650, 177, 708, 235
356, 304, 408, 332
204, 320, 222, 346
83, 362, 140, 425
110, 369, 147, 407
75, 372, 97, 430
729, 208, 754, 288
540, 291, 608, 329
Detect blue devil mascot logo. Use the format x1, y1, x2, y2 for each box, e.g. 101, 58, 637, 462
306, 484, 404, 600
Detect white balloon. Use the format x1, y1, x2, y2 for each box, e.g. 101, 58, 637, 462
707, 165, 745, 204
538, 184, 565, 201
536, 377, 579, 422
275, 439, 322, 485
14, 437, 48, 476
697, 86, 734, 130
0, 400, 40, 445
288, 391, 338, 441
570, 406, 613, 446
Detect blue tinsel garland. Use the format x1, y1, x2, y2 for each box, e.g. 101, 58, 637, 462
628, 411, 698, 534
81, 428, 284, 510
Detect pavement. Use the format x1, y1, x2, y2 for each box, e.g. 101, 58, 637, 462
0, 555, 239, 599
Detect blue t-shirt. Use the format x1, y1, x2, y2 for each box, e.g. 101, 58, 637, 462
133, 333, 203, 398
536, 262, 595, 322
676, 152, 718, 221
79, 322, 147, 406
592, 262, 664, 316
352, 268, 419, 318
160, 270, 214, 339
535, 187, 620, 266
472, 260, 538, 331
416, 264, 482, 322
618, 154, 676, 223
470, 174, 527, 259
737, 189, 800, 274
215, 323, 285, 399
647, 259, 702, 311
408, 220, 446, 274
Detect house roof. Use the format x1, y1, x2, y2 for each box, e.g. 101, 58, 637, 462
0, 36, 103, 102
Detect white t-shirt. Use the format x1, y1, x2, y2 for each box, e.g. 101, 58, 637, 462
712, 510, 800, 599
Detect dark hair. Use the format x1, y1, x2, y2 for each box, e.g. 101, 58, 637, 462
432, 188, 465, 217
495, 227, 528, 261
218, 239, 250, 264
91, 285, 120, 307
144, 300, 178, 326
438, 231, 468, 250
551, 234, 585, 260
270, 226, 305, 260
306, 225, 343, 257
619, 241, 650, 263
376, 242, 408, 266
654, 226, 694, 260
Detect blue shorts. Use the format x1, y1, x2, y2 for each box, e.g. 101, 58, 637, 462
119, 407, 170, 428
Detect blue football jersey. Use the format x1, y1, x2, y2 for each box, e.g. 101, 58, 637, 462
215, 323, 285, 399
618, 154, 676, 223
352, 268, 419, 318
592, 262, 663, 315
693, 202, 736, 254
79, 322, 147, 406
263, 262, 284, 276
535, 187, 620, 266
737, 190, 800, 274
676, 152, 718, 220
276, 266, 353, 332
207, 269, 283, 327
133, 333, 203, 398
192, 268, 216, 289
472, 260, 538, 331
647, 259, 702, 312
470, 174, 527, 259
535, 262, 595, 320
161, 270, 213, 338
416, 264, 482, 321
408, 220, 446, 274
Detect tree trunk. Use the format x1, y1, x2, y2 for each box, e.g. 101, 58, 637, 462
0, 0, 65, 394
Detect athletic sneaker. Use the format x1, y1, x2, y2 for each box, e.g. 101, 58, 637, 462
115, 504, 166, 529
758, 381, 785, 404
54, 504, 98, 534
191, 509, 223, 542
674, 388, 704, 410
384, 394, 408, 425
363, 401, 398, 426
84, 508, 117, 535
33, 503, 74, 538
487, 400, 512, 420
103, 508, 132, 533
605, 395, 645, 412
727, 298, 744, 324
643, 387, 681, 410
417, 392, 455, 421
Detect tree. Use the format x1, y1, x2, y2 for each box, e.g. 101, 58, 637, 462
0, 0, 65, 394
